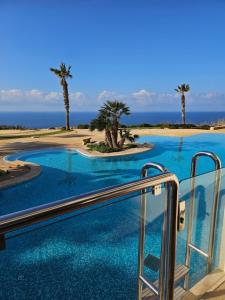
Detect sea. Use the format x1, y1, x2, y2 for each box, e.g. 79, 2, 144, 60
0, 112, 225, 129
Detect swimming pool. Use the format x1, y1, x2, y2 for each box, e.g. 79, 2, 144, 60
1, 134, 225, 299
2, 134, 225, 215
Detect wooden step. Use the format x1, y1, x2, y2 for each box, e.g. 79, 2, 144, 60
142, 285, 186, 300
141, 264, 189, 299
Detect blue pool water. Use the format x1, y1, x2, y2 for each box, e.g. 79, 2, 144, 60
2, 134, 225, 215
1, 134, 225, 299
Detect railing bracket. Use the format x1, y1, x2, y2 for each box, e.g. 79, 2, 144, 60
178, 200, 186, 231
152, 184, 162, 196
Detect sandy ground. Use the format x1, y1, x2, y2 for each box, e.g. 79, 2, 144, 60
0, 128, 63, 136
0, 127, 224, 188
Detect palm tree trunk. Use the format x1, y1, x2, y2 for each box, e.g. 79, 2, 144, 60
62, 80, 70, 130
111, 119, 119, 148
118, 137, 125, 148
66, 109, 70, 131
105, 129, 113, 148
181, 93, 186, 126
111, 131, 118, 148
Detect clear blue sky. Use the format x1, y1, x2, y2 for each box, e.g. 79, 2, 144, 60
1, 0, 225, 111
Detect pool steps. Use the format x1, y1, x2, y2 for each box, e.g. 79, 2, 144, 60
142, 265, 189, 299
138, 152, 222, 300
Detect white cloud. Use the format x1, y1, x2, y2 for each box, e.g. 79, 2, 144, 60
44, 92, 61, 101
132, 89, 154, 98
70, 92, 90, 107
97, 90, 113, 100
0, 89, 23, 99
0, 88, 225, 111
27, 89, 43, 97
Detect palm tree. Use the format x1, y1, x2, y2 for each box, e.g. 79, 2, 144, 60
50, 63, 72, 130
90, 112, 113, 148
175, 84, 190, 126
90, 100, 130, 149
100, 101, 130, 148
118, 128, 139, 148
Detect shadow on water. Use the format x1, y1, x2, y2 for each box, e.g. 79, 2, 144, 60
0, 165, 128, 215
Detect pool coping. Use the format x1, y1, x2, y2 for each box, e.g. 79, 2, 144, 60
0, 159, 42, 190
73, 144, 154, 158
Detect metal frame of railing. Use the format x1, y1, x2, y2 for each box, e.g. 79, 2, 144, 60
138, 163, 168, 299
0, 171, 179, 300
184, 151, 222, 289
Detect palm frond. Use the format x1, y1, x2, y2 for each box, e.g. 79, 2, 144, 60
175, 83, 190, 94
50, 63, 73, 80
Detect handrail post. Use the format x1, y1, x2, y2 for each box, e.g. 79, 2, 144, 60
208, 166, 221, 271
184, 151, 221, 289
137, 186, 148, 300
159, 181, 179, 300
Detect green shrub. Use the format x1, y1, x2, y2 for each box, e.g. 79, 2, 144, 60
87, 143, 122, 153
87, 142, 138, 153
197, 124, 210, 130
0, 125, 27, 130
77, 124, 89, 129
124, 143, 138, 149
127, 123, 210, 129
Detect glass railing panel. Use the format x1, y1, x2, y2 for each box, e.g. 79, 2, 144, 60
142, 186, 166, 284
179, 168, 225, 289
0, 185, 168, 300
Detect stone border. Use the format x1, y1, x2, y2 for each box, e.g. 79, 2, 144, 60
0, 159, 42, 190
74, 144, 154, 158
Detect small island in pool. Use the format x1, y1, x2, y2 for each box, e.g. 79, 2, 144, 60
84, 100, 153, 155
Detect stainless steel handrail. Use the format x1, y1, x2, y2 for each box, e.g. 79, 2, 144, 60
191, 151, 221, 176
184, 151, 222, 289
138, 163, 175, 300
0, 172, 176, 235
141, 162, 168, 177
0, 170, 179, 300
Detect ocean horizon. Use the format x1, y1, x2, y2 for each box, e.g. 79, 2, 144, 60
0, 111, 225, 129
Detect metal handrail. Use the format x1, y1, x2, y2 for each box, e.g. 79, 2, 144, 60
138, 163, 172, 300
141, 162, 168, 177
0, 172, 176, 235
0, 170, 179, 300
184, 151, 222, 289
191, 151, 221, 177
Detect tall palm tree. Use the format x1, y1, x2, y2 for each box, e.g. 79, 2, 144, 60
50, 63, 72, 130
175, 84, 190, 126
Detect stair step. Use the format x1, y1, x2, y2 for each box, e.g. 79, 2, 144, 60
144, 254, 160, 272
141, 264, 189, 299
142, 285, 186, 300
174, 286, 187, 299
174, 265, 189, 283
